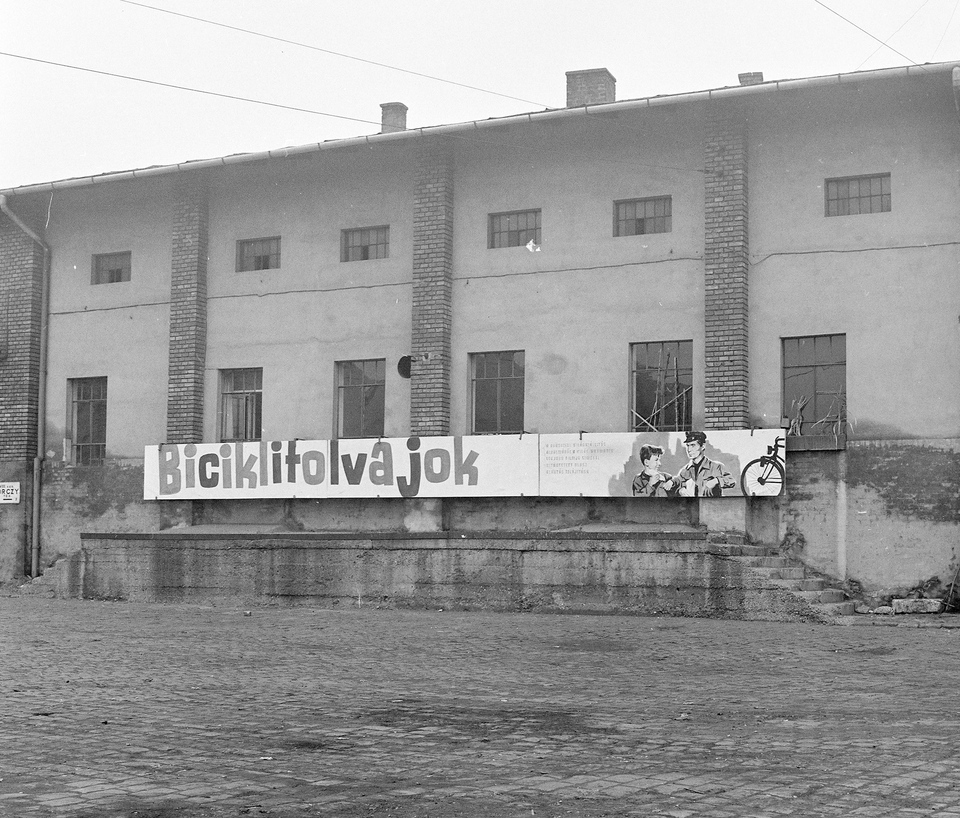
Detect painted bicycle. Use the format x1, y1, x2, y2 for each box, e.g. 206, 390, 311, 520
739, 436, 785, 496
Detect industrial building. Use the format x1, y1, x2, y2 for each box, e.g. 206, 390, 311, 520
1, 62, 958, 615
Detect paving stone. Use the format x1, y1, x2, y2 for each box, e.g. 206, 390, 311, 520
1, 598, 960, 817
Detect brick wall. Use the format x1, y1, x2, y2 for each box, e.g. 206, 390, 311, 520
0, 215, 44, 460
411, 139, 454, 436
565, 69, 616, 107
703, 103, 749, 429
165, 174, 209, 443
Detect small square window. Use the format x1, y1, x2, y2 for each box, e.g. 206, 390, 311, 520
488, 210, 541, 249
470, 351, 524, 433
336, 359, 385, 438
236, 237, 281, 271
69, 376, 107, 464
219, 368, 263, 441
825, 174, 890, 216
341, 227, 389, 262
92, 252, 131, 285
630, 341, 693, 432
615, 197, 672, 236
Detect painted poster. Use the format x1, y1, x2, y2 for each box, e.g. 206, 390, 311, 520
144, 430, 784, 500
143, 435, 540, 501
539, 430, 785, 498
325, 435, 540, 499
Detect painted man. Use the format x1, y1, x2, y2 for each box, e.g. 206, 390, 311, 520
677, 431, 735, 497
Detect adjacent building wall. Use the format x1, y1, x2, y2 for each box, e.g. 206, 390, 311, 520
749, 77, 960, 595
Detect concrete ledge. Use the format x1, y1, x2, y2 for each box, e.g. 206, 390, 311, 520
57, 530, 824, 622
81, 528, 709, 542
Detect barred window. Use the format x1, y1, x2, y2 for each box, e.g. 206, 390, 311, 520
70, 377, 107, 465
488, 210, 541, 249
236, 237, 281, 271
783, 334, 846, 434
630, 341, 693, 432
92, 252, 131, 284
219, 368, 263, 441
615, 197, 672, 236
471, 351, 524, 434
341, 226, 389, 262
825, 175, 890, 216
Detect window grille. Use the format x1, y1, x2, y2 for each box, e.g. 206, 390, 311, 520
341, 227, 389, 261
219, 368, 263, 441
471, 351, 525, 433
630, 341, 693, 432
488, 210, 541, 248
236, 237, 281, 271
337, 359, 386, 438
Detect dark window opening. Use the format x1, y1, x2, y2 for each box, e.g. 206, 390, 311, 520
782, 334, 846, 436
471, 351, 524, 433
337, 359, 386, 438
70, 377, 107, 465
341, 227, 389, 262
488, 210, 541, 249
237, 237, 281, 271
92, 252, 131, 284
631, 341, 693, 432
615, 197, 672, 236
219, 368, 263, 441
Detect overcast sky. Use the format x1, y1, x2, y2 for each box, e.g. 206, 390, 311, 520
2, 0, 958, 190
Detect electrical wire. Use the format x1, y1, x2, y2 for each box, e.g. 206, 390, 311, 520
812, 0, 926, 68
114, 0, 707, 172
855, 0, 933, 70
933, 0, 960, 59
118, 0, 551, 109
0, 50, 706, 177
0, 50, 383, 127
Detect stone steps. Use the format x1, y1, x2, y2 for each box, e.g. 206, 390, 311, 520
733, 553, 853, 622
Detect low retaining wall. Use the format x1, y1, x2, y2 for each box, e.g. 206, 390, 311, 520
55, 530, 817, 620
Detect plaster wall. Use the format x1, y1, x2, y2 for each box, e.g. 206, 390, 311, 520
204, 147, 415, 441
748, 78, 960, 438
782, 441, 960, 597
449, 109, 706, 435
43, 177, 174, 459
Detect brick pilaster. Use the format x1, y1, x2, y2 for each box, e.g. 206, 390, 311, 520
165, 173, 208, 443
703, 104, 749, 429
0, 215, 44, 461
410, 139, 454, 436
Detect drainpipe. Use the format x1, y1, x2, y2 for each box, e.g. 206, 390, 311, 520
953, 67, 960, 119
0, 194, 51, 579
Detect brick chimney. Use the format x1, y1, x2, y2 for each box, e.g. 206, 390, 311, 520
565, 68, 616, 107
738, 72, 764, 86
380, 102, 408, 133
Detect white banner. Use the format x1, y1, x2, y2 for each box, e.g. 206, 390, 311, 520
144, 430, 785, 500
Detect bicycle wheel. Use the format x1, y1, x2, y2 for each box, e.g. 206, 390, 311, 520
740, 458, 784, 496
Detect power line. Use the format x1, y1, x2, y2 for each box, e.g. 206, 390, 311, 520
855, 0, 932, 70
812, 0, 926, 68
933, 0, 960, 59
0, 50, 382, 126
0, 50, 705, 177
118, 0, 552, 109
114, 1, 702, 173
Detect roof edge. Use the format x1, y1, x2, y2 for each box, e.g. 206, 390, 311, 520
4, 60, 957, 197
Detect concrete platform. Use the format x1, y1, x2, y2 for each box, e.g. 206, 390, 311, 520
35, 528, 829, 622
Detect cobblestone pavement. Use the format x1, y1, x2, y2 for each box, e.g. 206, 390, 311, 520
2, 598, 960, 818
